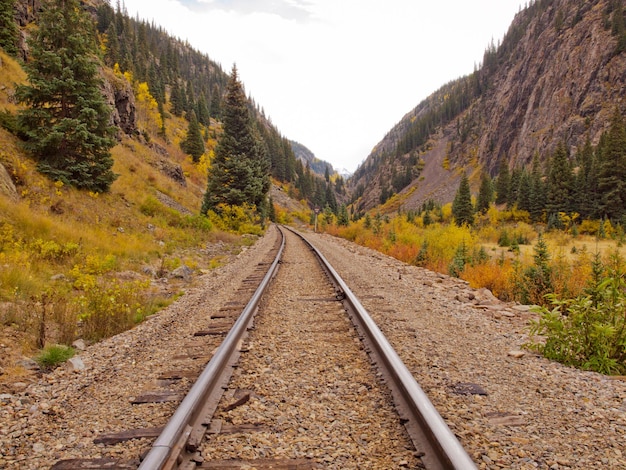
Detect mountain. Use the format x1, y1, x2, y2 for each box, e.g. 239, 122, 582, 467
289, 140, 335, 177
348, 0, 626, 214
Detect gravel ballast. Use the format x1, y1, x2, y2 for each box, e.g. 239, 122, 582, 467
0, 226, 624, 469
307, 231, 626, 469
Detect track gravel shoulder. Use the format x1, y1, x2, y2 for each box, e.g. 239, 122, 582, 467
0, 227, 280, 469
2, 225, 625, 470
307, 230, 626, 470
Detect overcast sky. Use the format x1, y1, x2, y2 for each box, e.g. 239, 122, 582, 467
120, 0, 522, 173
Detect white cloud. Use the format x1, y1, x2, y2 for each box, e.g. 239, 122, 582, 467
122, 0, 522, 172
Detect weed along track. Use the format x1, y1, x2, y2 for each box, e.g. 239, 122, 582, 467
45, 226, 473, 470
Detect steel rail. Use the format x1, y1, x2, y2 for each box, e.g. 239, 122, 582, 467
289, 228, 477, 470
138, 227, 285, 470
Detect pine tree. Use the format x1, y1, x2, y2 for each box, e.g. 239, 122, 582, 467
507, 166, 522, 209
209, 83, 221, 119
476, 172, 493, 214
337, 204, 349, 226
0, 0, 19, 56
196, 92, 210, 126
575, 138, 600, 219
546, 141, 573, 218
202, 66, 270, 214
452, 173, 474, 226
597, 109, 626, 221
170, 80, 184, 117
181, 110, 205, 162
104, 21, 119, 67
16, 0, 117, 192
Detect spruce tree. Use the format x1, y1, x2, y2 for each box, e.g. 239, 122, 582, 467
209, 83, 221, 119
546, 141, 573, 218
16, 0, 117, 192
181, 110, 205, 162
170, 80, 184, 117
476, 172, 493, 214
507, 167, 522, 209
202, 66, 270, 214
575, 138, 600, 219
0, 0, 19, 56
597, 110, 626, 221
452, 173, 474, 226
196, 92, 210, 126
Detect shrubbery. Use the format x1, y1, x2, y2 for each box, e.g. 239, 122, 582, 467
324, 206, 626, 374
529, 252, 626, 374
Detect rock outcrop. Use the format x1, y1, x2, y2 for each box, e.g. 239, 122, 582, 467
349, 0, 625, 211
0, 163, 19, 202
102, 70, 137, 137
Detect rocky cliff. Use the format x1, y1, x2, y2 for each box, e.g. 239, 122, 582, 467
349, 0, 625, 213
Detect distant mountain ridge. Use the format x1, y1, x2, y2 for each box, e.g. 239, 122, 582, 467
289, 140, 336, 177
348, 0, 625, 213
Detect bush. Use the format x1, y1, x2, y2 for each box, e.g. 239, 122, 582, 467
528, 254, 626, 375
35, 344, 75, 369
75, 278, 150, 341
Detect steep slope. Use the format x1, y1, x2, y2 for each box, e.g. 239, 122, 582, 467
349, 0, 625, 213
290, 140, 334, 177
0, 0, 317, 380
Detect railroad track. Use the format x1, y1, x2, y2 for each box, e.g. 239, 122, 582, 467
51, 226, 475, 470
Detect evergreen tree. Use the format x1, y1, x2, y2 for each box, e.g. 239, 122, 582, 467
597, 110, 626, 221
181, 110, 205, 162
546, 141, 573, 218
16, 0, 117, 192
268, 196, 276, 223
507, 166, 522, 209
202, 66, 270, 214
170, 80, 184, 117
209, 83, 222, 119
185, 80, 196, 115
337, 204, 349, 226
0, 0, 19, 56
495, 161, 510, 205
325, 183, 337, 213
476, 172, 493, 214
452, 173, 474, 226
196, 92, 210, 126
104, 21, 119, 67
575, 138, 600, 219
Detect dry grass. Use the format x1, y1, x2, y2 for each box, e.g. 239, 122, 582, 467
0, 50, 27, 112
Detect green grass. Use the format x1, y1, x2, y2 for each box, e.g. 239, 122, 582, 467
35, 344, 75, 369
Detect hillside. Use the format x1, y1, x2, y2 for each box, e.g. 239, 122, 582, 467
348, 0, 626, 213
289, 140, 334, 177
0, 0, 319, 383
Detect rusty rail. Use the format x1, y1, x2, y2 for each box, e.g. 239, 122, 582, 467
289, 227, 477, 470
138, 227, 285, 470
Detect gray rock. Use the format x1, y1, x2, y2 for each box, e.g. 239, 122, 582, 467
142, 266, 158, 278
17, 357, 40, 371
171, 265, 193, 280
72, 339, 86, 351
32, 442, 46, 453
66, 356, 85, 373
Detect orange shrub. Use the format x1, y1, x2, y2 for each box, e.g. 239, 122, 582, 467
461, 260, 515, 300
